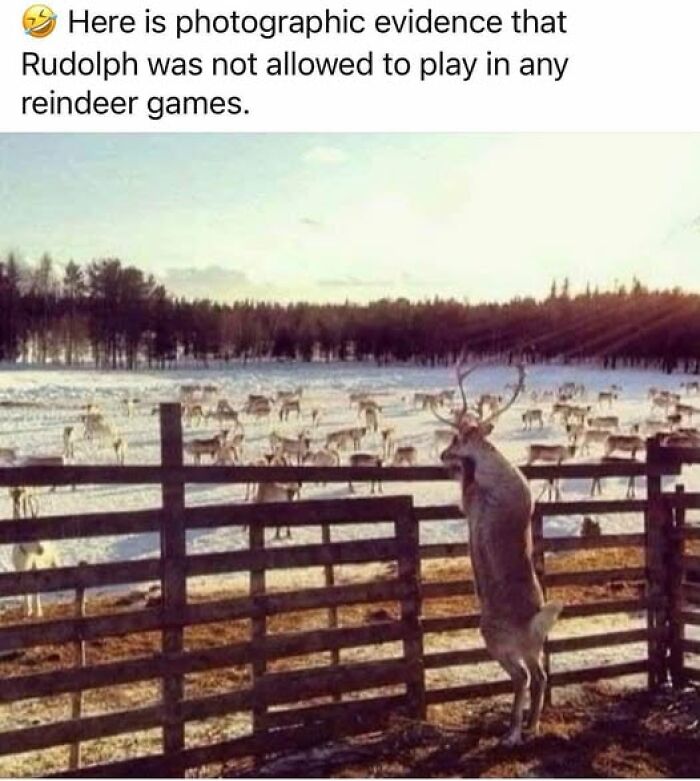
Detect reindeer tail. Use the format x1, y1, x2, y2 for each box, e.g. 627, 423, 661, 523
529, 600, 564, 641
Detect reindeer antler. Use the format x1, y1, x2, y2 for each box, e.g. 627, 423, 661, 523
431, 361, 526, 429
482, 364, 526, 425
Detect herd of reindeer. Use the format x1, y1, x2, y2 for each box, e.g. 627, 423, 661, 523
3, 366, 700, 746
2, 373, 700, 620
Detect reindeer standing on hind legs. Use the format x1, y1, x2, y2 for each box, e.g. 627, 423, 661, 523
433, 363, 564, 746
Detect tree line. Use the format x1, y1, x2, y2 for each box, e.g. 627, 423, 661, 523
1, 253, 699, 373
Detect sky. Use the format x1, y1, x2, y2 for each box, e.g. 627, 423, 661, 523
1, 133, 700, 304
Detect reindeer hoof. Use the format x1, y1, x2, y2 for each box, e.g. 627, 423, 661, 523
500, 730, 523, 747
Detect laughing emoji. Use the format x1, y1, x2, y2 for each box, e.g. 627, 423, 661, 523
23, 5, 57, 38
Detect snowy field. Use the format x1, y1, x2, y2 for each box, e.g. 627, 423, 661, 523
0, 361, 698, 579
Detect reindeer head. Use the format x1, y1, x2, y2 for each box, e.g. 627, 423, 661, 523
434, 362, 526, 477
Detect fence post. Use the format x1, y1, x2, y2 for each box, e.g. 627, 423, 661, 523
68, 568, 86, 771
669, 484, 686, 689
321, 522, 341, 702
249, 521, 267, 763
531, 505, 552, 706
645, 435, 671, 689
395, 497, 426, 721
159, 404, 187, 772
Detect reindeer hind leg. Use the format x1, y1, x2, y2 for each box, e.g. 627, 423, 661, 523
524, 653, 547, 736
497, 654, 530, 746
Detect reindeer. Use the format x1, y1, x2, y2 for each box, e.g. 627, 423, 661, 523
113, 436, 128, 465
244, 397, 272, 420
9, 486, 39, 520
674, 402, 699, 422
208, 400, 240, 426
278, 398, 302, 422
364, 406, 381, 433
269, 431, 311, 465
254, 476, 301, 540
604, 434, 645, 460
591, 455, 638, 498
13, 539, 59, 618
185, 431, 228, 465
0, 447, 17, 464
526, 444, 576, 501
681, 381, 700, 395
380, 427, 396, 459
347, 453, 383, 495
579, 428, 614, 454
522, 409, 544, 431
433, 428, 456, 458
587, 415, 619, 431
392, 446, 418, 466
62, 426, 76, 460
597, 390, 617, 408
435, 364, 563, 745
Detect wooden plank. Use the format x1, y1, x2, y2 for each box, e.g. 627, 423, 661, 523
321, 522, 340, 702
645, 436, 667, 690
550, 660, 648, 686
425, 660, 649, 706
180, 689, 253, 722
548, 628, 653, 654
256, 659, 417, 708
0, 459, 679, 489
424, 647, 491, 669
187, 538, 400, 576
395, 498, 426, 719
0, 608, 162, 653
414, 505, 463, 522
184, 579, 412, 626
420, 542, 470, 560
249, 520, 267, 752
545, 567, 647, 587
260, 693, 407, 729
0, 509, 161, 545
678, 610, 700, 627
422, 598, 650, 636
531, 507, 551, 706
0, 558, 161, 597
682, 582, 700, 603
683, 639, 700, 655
69, 577, 87, 771
537, 499, 648, 516
49, 710, 395, 778
681, 526, 700, 540
0, 704, 164, 757
544, 533, 646, 553
683, 555, 700, 574
422, 580, 475, 599
185, 496, 409, 529
561, 598, 651, 619
421, 613, 481, 634
159, 403, 187, 765
0, 641, 256, 703
670, 485, 686, 688
426, 679, 513, 704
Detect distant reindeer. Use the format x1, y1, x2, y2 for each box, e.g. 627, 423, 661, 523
347, 453, 383, 495
13, 539, 59, 618
522, 409, 544, 431
526, 443, 576, 500
436, 363, 563, 745
392, 445, 418, 466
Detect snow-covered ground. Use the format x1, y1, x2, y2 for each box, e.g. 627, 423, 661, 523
0, 361, 698, 577
1, 361, 699, 775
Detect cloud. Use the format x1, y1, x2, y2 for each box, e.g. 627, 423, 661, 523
316, 273, 420, 290
302, 146, 348, 165
300, 216, 324, 229
162, 265, 252, 300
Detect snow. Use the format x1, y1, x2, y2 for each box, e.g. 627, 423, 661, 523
0, 361, 698, 579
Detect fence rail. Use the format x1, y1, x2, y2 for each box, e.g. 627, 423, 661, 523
0, 408, 697, 776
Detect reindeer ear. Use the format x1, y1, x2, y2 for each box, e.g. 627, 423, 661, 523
478, 421, 494, 437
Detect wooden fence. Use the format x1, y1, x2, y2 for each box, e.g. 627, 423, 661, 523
0, 407, 697, 776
